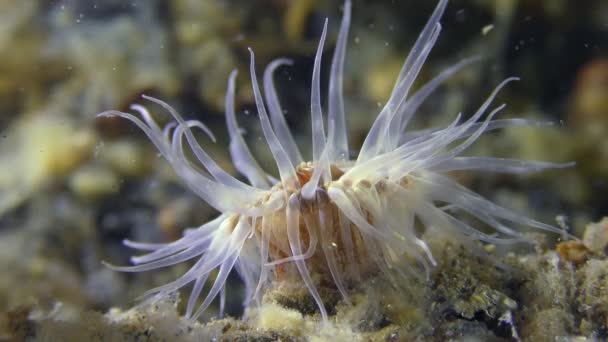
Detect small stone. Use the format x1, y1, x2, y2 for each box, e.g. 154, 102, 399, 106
582, 217, 608, 254
556, 240, 589, 265
69, 164, 120, 200
99, 139, 152, 177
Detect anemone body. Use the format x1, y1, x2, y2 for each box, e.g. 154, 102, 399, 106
99, 0, 571, 322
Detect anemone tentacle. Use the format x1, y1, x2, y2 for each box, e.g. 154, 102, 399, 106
225, 70, 270, 189
248, 48, 298, 190
263, 58, 303, 165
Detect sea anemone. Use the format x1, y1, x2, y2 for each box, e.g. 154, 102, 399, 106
98, 0, 571, 322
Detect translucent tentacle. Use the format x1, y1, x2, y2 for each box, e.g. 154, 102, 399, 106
248, 49, 299, 190
286, 193, 328, 322
97, 110, 265, 214
317, 189, 350, 302
225, 70, 270, 189
394, 56, 482, 140
263, 58, 304, 165
399, 119, 554, 144
327, 0, 351, 162
311, 19, 329, 162
141, 95, 253, 192
431, 157, 575, 173
358, 0, 448, 162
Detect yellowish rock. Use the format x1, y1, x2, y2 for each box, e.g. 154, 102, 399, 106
99, 139, 152, 177
582, 217, 608, 254
0, 113, 95, 214
69, 164, 120, 200
255, 302, 305, 336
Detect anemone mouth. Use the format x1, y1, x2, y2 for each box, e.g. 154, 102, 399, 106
97, 0, 574, 323
293, 163, 347, 189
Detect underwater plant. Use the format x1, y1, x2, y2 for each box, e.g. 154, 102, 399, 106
98, 0, 572, 322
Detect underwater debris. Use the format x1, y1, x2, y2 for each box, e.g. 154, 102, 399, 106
98, 0, 572, 322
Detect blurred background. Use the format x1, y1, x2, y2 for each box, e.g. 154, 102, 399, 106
0, 0, 606, 321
